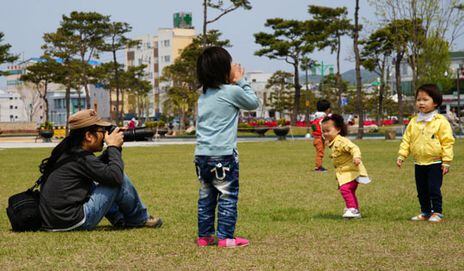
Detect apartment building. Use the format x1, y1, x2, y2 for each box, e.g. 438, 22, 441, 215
0, 89, 28, 122
125, 12, 196, 117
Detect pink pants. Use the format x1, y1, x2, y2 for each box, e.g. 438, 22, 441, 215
339, 180, 359, 209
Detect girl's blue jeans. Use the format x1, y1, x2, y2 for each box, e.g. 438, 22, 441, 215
194, 152, 239, 240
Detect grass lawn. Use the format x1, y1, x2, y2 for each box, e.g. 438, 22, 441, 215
0, 139, 463, 270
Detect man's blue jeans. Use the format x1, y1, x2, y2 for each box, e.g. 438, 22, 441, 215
78, 175, 149, 230
194, 152, 239, 239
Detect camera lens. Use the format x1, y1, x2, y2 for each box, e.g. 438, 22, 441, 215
107, 125, 117, 134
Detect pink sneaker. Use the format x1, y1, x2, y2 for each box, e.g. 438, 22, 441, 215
218, 237, 249, 248
197, 236, 215, 247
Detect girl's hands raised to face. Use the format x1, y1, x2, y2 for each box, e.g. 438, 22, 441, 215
229, 63, 244, 84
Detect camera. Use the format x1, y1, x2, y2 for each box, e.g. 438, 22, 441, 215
105, 125, 154, 142
106, 125, 118, 134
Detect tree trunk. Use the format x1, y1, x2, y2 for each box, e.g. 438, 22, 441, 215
44, 82, 49, 123
202, 0, 208, 47
378, 83, 384, 127
410, 0, 418, 94
354, 0, 364, 139
292, 62, 301, 125
84, 82, 90, 109
65, 85, 71, 136
377, 60, 386, 126
112, 49, 121, 123
108, 88, 112, 117
395, 54, 404, 125
336, 35, 343, 112
305, 69, 310, 130
121, 89, 125, 124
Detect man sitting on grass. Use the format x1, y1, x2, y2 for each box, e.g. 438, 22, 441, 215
39, 109, 162, 231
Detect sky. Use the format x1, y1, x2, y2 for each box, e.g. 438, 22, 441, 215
1, 0, 376, 88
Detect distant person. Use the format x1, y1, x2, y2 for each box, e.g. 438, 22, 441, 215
446, 108, 459, 131
321, 114, 370, 219
194, 47, 259, 248
397, 84, 455, 222
128, 117, 136, 129
39, 109, 162, 231
311, 99, 331, 172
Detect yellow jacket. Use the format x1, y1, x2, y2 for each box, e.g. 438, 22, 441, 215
328, 135, 368, 186
398, 113, 455, 166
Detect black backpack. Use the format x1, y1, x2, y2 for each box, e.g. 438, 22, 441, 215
6, 186, 42, 232
6, 156, 76, 232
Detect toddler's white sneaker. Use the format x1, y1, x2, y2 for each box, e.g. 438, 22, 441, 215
342, 208, 361, 219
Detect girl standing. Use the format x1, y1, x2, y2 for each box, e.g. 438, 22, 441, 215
397, 84, 455, 222
194, 47, 259, 247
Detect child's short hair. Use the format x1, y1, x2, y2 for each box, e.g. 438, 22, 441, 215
196, 46, 232, 93
416, 84, 443, 107
321, 114, 347, 136
317, 99, 331, 112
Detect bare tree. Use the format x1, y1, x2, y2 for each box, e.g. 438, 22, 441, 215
202, 0, 251, 46
369, 0, 464, 91
354, 0, 364, 139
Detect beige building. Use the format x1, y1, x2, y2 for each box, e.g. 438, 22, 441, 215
125, 21, 196, 118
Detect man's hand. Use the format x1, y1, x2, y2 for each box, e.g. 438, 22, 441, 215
105, 127, 124, 148
229, 63, 244, 84
396, 159, 403, 168
442, 165, 449, 175
353, 157, 361, 166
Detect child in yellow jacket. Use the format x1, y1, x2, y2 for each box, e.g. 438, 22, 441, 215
397, 84, 455, 223
321, 114, 370, 219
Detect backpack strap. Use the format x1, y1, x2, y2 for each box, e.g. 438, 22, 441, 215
31, 155, 81, 190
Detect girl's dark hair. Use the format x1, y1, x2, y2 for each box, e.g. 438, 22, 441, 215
39, 125, 100, 177
321, 114, 347, 136
416, 84, 443, 107
317, 99, 331, 112
196, 46, 232, 93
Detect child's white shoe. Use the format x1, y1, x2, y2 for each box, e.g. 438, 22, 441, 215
356, 176, 371, 184
342, 208, 361, 219
428, 213, 444, 223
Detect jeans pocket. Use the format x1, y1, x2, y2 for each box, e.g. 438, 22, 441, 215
210, 162, 230, 180
195, 157, 233, 183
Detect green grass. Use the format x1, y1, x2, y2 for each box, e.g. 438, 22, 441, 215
1, 140, 463, 270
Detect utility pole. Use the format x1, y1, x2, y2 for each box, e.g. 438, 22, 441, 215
312, 60, 334, 93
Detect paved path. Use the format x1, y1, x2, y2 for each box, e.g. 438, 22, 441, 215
4, 134, 459, 149
0, 136, 284, 149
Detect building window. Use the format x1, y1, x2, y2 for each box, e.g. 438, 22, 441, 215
9, 97, 13, 100
10, 105, 13, 109
54, 100, 61, 109
127, 51, 135, 61
162, 40, 170, 47
163, 55, 170, 62
14, 106, 18, 109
